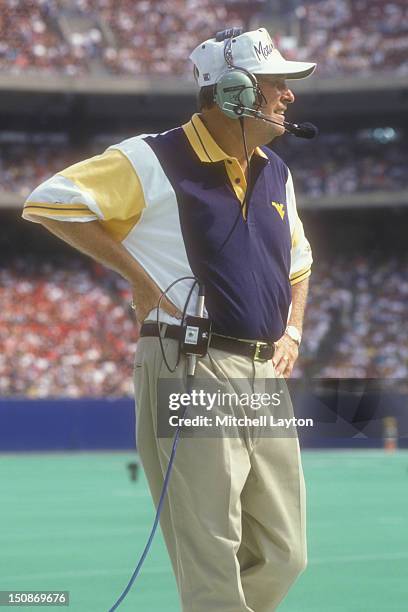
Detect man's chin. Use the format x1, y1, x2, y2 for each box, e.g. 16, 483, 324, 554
266, 124, 285, 142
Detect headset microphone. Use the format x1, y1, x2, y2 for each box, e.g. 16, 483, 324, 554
284, 121, 318, 139
222, 102, 318, 139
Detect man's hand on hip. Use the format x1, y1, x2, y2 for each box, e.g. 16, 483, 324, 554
272, 333, 299, 378
132, 282, 182, 325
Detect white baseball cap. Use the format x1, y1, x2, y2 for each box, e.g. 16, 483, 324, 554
190, 27, 316, 87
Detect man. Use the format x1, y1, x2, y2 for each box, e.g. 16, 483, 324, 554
23, 27, 315, 612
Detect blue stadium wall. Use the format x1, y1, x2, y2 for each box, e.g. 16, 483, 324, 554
0, 398, 135, 451
0, 389, 407, 451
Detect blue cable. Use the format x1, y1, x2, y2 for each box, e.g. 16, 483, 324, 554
108, 419, 184, 611
108, 369, 194, 611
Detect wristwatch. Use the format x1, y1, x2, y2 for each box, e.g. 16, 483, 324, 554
285, 325, 302, 346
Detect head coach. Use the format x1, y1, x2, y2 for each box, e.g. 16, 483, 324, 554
22, 26, 316, 612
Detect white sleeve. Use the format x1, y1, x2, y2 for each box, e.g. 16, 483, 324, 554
22, 174, 101, 223
22, 148, 145, 227
286, 168, 313, 285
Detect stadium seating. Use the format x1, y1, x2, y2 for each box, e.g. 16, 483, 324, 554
0, 257, 136, 397
1, 0, 407, 77
289, 0, 408, 77
275, 129, 407, 196
297, 254, 408, 379
0, 0, 88, 75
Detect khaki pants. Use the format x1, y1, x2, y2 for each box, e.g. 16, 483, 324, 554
134, 335, 307, 612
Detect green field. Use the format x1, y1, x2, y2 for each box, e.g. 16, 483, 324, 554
1, 451, 407, 611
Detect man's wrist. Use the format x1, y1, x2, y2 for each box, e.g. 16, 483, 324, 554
285, 325, 302, 346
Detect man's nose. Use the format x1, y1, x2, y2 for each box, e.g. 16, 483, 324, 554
282, 87, 295, 104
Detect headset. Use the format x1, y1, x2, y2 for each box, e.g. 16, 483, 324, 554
213, 28, 267, 120
213, 28, 318, 140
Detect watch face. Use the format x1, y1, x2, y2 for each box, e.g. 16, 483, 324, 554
286, 326, 301, 344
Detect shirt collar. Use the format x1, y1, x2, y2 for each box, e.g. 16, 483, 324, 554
182, 113, 268, 163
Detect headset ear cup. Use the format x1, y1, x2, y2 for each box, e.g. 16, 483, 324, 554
214, 69, 258, 119
249, 74, 265, 110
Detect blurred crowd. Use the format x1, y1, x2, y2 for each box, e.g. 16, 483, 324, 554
0, 0, 261, 77
275, 130, 408, 197
291, 0, 408, 77
297, 254, 408, 379
1, 254, 407, 397
0, 257, 137, 397
2, 129, 406, 200
0, 137, 98, 197
0, 0, 88, 76
1, 0, 407, 77
92, 0, 260, 77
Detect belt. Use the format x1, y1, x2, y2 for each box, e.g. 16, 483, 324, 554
140, 323, 275, 362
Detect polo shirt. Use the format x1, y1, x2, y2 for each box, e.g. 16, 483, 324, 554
23, 114, 312, 342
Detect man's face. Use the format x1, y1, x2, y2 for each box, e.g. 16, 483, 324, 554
252, 76, 295, 141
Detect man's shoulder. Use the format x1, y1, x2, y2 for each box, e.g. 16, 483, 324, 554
105, 126, 188, 180
259, 145, 289, 182
110, 126, 184, 153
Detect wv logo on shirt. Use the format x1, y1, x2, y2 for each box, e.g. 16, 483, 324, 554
271, 201, 285, 220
